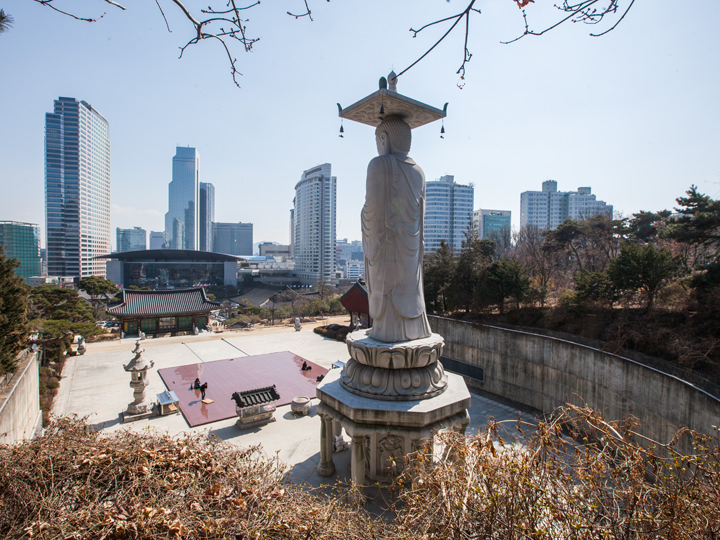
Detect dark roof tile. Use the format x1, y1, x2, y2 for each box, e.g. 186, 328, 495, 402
231, 385, 280, 407
107, 288, 220, 317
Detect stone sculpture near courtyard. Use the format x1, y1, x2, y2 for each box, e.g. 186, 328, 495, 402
316, 73, 470, 486
123, 340, 154, 417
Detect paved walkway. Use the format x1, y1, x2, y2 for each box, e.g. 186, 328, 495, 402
53, 318, 536, 487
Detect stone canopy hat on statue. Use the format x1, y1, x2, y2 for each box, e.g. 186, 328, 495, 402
338, 71, 447, 130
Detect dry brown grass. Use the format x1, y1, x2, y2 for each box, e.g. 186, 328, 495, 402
0, 417, 378, 539
2, 407, 719, 539
394, 404, 720, 539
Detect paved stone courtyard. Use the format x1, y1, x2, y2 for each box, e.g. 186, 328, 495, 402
53, 317, 537, 486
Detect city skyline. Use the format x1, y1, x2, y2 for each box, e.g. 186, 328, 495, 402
2, 2, 718, 247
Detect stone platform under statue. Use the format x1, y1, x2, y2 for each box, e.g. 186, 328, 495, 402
316, 354, 470, 483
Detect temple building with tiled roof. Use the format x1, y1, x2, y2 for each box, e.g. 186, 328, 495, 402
107, 287, 220, 337
340, 279, 371, 329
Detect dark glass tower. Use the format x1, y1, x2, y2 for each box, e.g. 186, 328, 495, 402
164, 147, 199, 250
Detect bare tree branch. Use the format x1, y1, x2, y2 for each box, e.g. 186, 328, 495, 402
164, 0, 261, 87
29, 0, 636, 89
154, 0, 172, 33
502, 0, 632, 43
396, 0, 480, 87
399, 0, 635, 84
33, 0, 125, 23
590, 0, 636, 37
287, 0, 314, 21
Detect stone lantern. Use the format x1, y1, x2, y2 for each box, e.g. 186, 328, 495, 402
317, 74, 470, 486
123, 340, 155, 415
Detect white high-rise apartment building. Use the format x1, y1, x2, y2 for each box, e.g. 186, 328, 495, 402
520, 180, 613, 231
165, 147, 200, 250
293, 163, 336, 285
424, 175, 474, 253
45, 97, 111, 278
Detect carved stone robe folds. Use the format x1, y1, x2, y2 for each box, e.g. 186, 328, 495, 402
362, 153, 432, 342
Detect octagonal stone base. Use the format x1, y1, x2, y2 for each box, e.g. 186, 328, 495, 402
316, 368, 470, 484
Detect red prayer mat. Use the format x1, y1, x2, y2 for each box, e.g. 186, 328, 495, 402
158, 351, 328, 427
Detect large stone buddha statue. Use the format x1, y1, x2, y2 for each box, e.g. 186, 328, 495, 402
361, 115, 432, 343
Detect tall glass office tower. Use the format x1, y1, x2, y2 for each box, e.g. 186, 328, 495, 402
293, 163, 336, 284
165, 147, 199, 250
45, 97, 111, 278
0, 221, 42, 282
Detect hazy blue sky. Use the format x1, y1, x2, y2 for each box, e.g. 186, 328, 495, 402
2, 1, 718, 249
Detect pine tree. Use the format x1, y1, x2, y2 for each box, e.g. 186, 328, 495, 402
0, 249, 30, 374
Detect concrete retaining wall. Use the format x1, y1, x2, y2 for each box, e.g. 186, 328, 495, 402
0, 351, 41, 446
430, 316, 720, 448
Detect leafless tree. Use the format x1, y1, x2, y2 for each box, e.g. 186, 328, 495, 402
26, 0, 636, 87
514, 225, 566, 305
399, 0, 635, 87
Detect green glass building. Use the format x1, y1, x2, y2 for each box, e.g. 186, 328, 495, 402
0, 221, 42, 281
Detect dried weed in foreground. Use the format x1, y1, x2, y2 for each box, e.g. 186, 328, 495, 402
393, 404, 720, 539
2, 409, 719, 539
0, 416, 379, 539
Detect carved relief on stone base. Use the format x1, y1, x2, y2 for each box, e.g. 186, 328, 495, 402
376, 434, 405, 478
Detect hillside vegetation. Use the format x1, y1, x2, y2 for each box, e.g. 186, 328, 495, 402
425, 186, 720, 385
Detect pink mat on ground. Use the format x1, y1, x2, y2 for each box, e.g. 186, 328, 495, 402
157, 351, 328, 427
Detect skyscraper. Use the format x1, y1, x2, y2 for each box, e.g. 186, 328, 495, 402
212, 222, 253, 256
165, 147, 199, 250
424, 175, 474, 253
116, 227, 147, 252
0, 221, 42, 282
293, 163, 336, 284
45, 97, 111, 278
520, 180, 613, 231
199, 182, 215, 251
